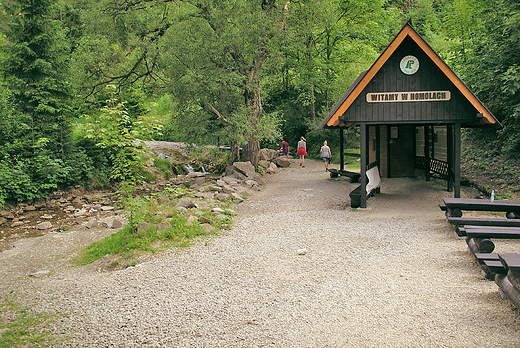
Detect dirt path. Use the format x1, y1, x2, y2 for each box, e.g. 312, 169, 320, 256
1, 158, 520, 347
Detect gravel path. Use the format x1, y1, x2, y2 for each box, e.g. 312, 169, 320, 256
2, 158, 520, 347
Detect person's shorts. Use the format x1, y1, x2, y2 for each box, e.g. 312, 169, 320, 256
322, 157, 329, 162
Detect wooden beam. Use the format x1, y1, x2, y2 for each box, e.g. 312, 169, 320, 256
340, 128, 344, 171
360, 123, 367, 208
454, 123, 461, 198
447, 124, 453, 192
424, 125, 430, 181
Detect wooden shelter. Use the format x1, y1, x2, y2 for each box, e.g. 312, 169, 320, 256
318, 20, 501, 208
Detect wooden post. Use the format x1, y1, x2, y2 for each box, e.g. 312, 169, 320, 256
424, 125, 430, 181
454, 122, 461, 198
495, 274, 520, 309
340, 128, 344, 171
447, 124, 453, 192
376, 125, 381, 167
360, 123, 367, 208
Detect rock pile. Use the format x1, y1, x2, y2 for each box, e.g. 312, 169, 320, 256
0, 152, 291, 248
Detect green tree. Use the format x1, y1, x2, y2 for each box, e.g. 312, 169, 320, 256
82, 85, 162, 231
0, 0, 76, 205
163, 0, 291, 165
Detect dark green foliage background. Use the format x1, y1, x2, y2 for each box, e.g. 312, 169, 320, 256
0, 0, 518, 205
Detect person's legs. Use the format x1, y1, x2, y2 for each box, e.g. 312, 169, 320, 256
302, 155, 305, 167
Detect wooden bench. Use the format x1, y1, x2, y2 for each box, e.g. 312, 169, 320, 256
328, 169, 361, 182
349, 166, 380, 208
442, 197, 520, 218
463, 226, 520, 239
446, 217, 520, 227
474, 253, 509, 279
494, 254, 520, 309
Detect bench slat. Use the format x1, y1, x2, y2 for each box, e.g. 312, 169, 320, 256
466, 230, 520, 239
483, 260, 508, 275
446, 217, 520, 227
474, 253, 500, 265
443, 197, 520, 213
498, 254, 520, 271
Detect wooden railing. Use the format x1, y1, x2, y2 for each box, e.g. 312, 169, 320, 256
415, 156, 453, 181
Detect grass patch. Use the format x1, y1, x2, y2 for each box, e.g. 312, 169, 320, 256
0, 293, 59, 348
331, 148, 360, 169
73, 192, 231, 266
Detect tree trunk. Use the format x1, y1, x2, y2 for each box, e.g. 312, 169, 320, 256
231, 142, 240, 162
242, 49, 267, 167
242, 138, 260, 167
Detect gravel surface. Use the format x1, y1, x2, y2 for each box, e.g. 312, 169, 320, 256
2, 158, 520, 347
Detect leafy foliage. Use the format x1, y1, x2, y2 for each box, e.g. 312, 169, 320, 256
0, 0, 519, 205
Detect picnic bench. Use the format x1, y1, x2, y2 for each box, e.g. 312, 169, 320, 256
457, 226, 520, 238
327, 168, 361, 182
475, 253, 509, 279
440, 197, 520, 218
494, 254, 520, 309
453, 225, 520, 256
473, 254, 520, 309
349, 164, 380, 208
446, 217, 520, 228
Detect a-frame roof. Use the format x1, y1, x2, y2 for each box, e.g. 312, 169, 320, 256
318, 21, 501, 129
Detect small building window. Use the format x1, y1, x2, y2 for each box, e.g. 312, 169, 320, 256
390, 126, 399, 139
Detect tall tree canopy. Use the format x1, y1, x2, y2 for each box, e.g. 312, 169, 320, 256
1, 0, 519, 204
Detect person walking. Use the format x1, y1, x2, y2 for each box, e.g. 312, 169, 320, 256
279, 139, 289, 158
320, 141, 332, 171
296, 136, 307, 167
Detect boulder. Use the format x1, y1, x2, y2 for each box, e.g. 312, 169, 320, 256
85, 218, 98, 229
36, 221, 52, 230
102, 217, 123, 229
215, 193, 230, 201
187, 171, 205, 178
246, 172, 264, 185
273, 157, 291, 168
222, 176, 240, 186
176, 197, 197, 209
190, 208, 204, 216
231, 193, 244, 203
259, 148, 279, 161
157, 221, 171, 232
258, 160, 270, 170
208, 185, 222, 192
199, 216, 211, 224
221, 184, 235, 194
232, 161, 255, 176
266, 162, 278, 174
186, 216, 198, 226
74, 209, 87, 217
176, 206, 190, 217
137, 222, 155, 233
202, 223, 217, 233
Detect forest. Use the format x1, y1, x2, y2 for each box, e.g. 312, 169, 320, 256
0, 0, 519, 206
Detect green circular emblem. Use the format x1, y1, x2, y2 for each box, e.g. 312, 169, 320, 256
400, 55, 419, 75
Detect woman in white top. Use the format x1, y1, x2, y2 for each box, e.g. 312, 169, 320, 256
320, 141, 332, 171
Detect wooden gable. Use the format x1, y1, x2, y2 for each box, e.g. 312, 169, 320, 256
318, 21, 501, 129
